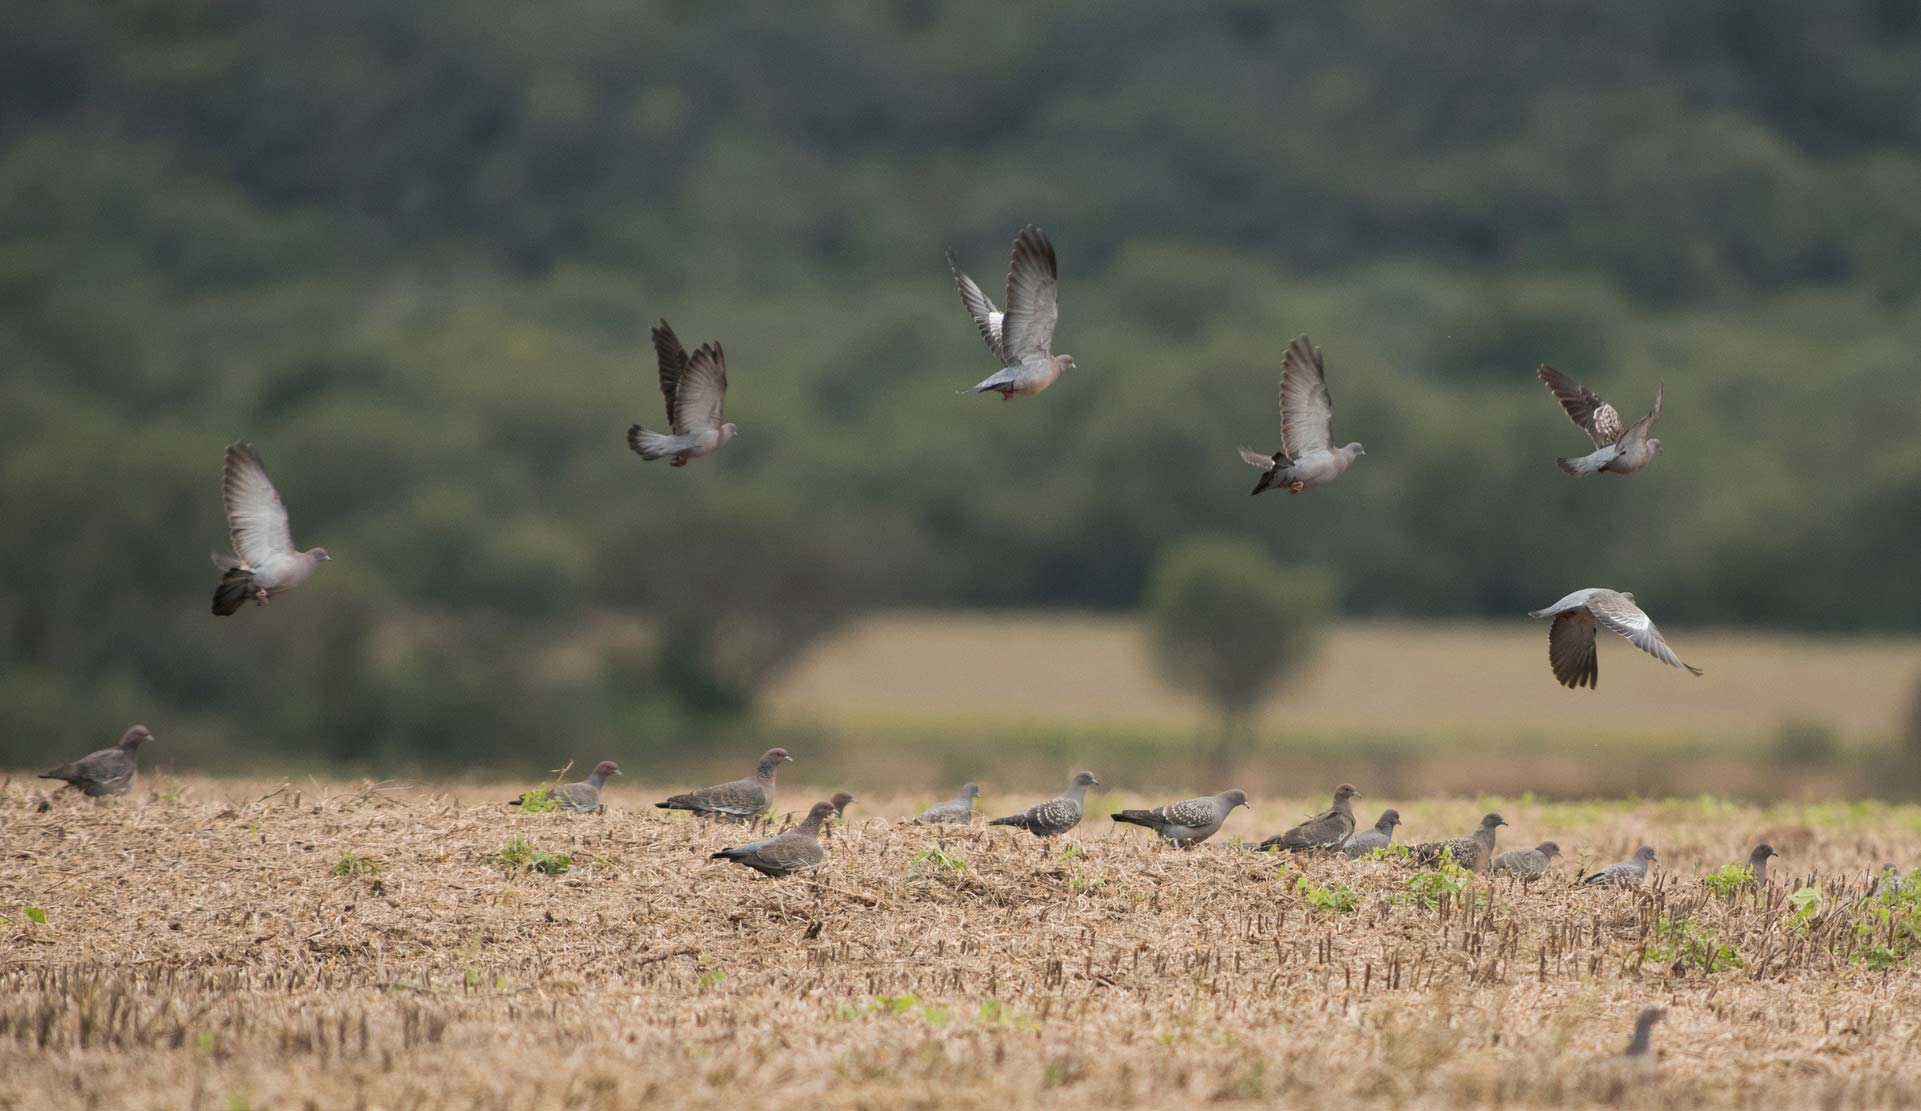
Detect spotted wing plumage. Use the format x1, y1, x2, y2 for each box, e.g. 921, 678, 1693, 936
1537, 365, 1624, 447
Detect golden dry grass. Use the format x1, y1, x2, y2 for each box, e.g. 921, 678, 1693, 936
5, 776, 1921, 1109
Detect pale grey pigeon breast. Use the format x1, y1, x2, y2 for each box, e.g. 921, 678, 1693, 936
1258, 783, 1359, 852
711, 801, 835, 878
956, 226, 1073, 399
655, 748, 791, 821
988, 771, 1097, 836
212, 443, 330, 616
39, 725, 151, 797
1491, 841, 1562, 881
1340, 808, 1401, 857
913, 782, 980, 825
1529, 588, 1702, 689
1240, 335, 1364, 495
1412, 813, 1507, 871
1111, 788, 1247, 847
511, 760, 620, 813
1582, 845, 1657, 886
628, 319, 737, 466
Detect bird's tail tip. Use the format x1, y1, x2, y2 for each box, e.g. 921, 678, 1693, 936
1554, 456, 1592, 476
211, 569, 254, 616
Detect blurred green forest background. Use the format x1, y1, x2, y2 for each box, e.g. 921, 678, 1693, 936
5, 2, 1921, 782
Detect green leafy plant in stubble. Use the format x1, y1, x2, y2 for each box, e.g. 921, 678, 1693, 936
1644, 916, 1742, 973
1703, 863, 1756, 897
1295, 875, 1359, 913
514, 789, 561, 813
1854, 880, 1921, 969
1400, 850, 1472, 909
487, 835, 572, 876
23, 908, 48, 926
331, 852, 381, 878
1788, 885, 1822, 929
916, 846, 967, 873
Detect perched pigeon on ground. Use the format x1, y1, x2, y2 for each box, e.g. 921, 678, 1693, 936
39, 725, 152, 797
1583, 845, 1657, 887
627, 320, 737, 466
912, 783, 981, 825
1112, 789, 1248, 848
988, 771, 1098, 836
1491, 841, 1562, 881
830, 791, 856, 819
1745, 843, 1778, 886
710, 801, 836, 878
509, 761, 620, 812
1258, 784, 1360, 852
1537, 366, 1665, 477
1873, 863, 1907, 896
211, 443, 331, 616
1239, 335, 1365, 496
1529, 588, 1702, 689
1412, 813, 1508, 871
948, 226, 1074, 399
655, 748, 791, 821
1340, 808, 1402, 857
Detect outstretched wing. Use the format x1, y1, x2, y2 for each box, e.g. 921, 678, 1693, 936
1547, 609, 1600, 689
1615, 383, 1664, 451
671, 343, 728, 436
222, 443, 297, 566
1279, 335, 1334, 457
946, 250, 1004, 360
1536, 365, 1623, 447
1588, 589, 1701, 676
998, 226, 1059, 363
651, 320, 691, 426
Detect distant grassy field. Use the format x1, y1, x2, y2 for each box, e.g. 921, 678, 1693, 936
4, 778, 1920, 1109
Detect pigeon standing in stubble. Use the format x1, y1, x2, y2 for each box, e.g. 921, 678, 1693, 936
627, 320, 737, 466
1744, 843, 1778, 886
509, 760, 620, 812
1412, 813, 1508, 871
988, 771, 1098, 836
39, 725, 152, 797
1111, 789, 1248, 848
1340, 809, 1402, 857
1529, 588, 1702, 689
1258, 784, 1360, 852
1583, 845, 1657, 887
1537, 365, 1665, 478
654, 748, 791, 821
211, 443, 331, 616
912, 783, 981, 825
1239, 335, 1365, 496
710, 801, 837, 878
1491, 841, 1562, 881
948, 226, 1075, 399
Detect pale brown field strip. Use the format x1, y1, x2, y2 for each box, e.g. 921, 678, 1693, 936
3, 779, 1919, 1109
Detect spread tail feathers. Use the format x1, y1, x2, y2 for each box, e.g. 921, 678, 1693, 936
628, 425, 676, 461
1556, 453, 1605, 476
212, 568, 255, 616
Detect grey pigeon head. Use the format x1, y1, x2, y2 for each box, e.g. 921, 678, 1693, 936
1219, 788, 1249, 810
592, 760, 621, 778
1635, 845, 1657, 863
1334, 783, 1360, 803
309, 547, 332, 562
830, 791, 856, 818
1070, 771, 1099, 790
1377, 808, 1401, 829
759, 748, 792, 773
120, 725, 153, 749
1748, 844, 1777, 862
961, 782, 981, 799
1537, 841, 1562, 858
1482, 813, 1507, 831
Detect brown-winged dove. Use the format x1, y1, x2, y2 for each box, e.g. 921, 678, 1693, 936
39, 725, 151, 797
1340, 808, 1402, 857
710, 801, 836, 878
211, 443, 331, 616
988, 771, 1098, 836
949, 226, 1074, 399
1582, 845, 1657, 886
1111, 789, 1248, 847
1258, 784, 1359, 852
1745, 843, 1778, 886
628, 320, 737, 466
655, 748, 790, 821
1239, 335, 1365, 495
1490, 841, 1562, 881
912, 783, 980, 825
1537, 366, 1664, 477
1529, 588, 1702, 689
1412, 813, 1507, 871
509, 760, 620, 812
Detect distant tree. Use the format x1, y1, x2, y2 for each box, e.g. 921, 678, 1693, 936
1143, 538, 1336, 775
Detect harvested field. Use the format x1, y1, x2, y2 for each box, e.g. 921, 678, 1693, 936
4, 777, 1921, 1109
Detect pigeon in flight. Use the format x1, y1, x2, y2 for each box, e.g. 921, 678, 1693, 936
1111, 789, 1248, 847
947, 226, 1074, 399
1239, 335, 1365, 495
628, 320, 736, 466
40, 725, 152, 797
211, 443, 330, 616
1537, 366, 1664, 477
1529, 588, 1703, 689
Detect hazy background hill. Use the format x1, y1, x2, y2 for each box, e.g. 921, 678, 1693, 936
5, 2, 1921, 787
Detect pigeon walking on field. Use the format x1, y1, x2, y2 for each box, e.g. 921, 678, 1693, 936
1258, 783, 1359, 853
913, 783, 981, 825
830, 791, 856, 819
1583, 845, 1657, 887
1529, 588, 1702, 689
1537, 366, 1665, 477
1412, 813, 1507, 871
1111, 789, 1248, 848
509, 761, 620, 812
1745, 843, 1778, 886
710, 801, 836, 878
627, 320, 736, 466
211, 443, 331, 616
1239, 335, 1365, 496
655, 748, 791, 821
1491, 841, 1562, 881
1874, 863, 1908, 896
1340, 808, 1402, 857
988, 771, 1098, 836
948, 226, 1074, 399
39, 725, 152, 797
